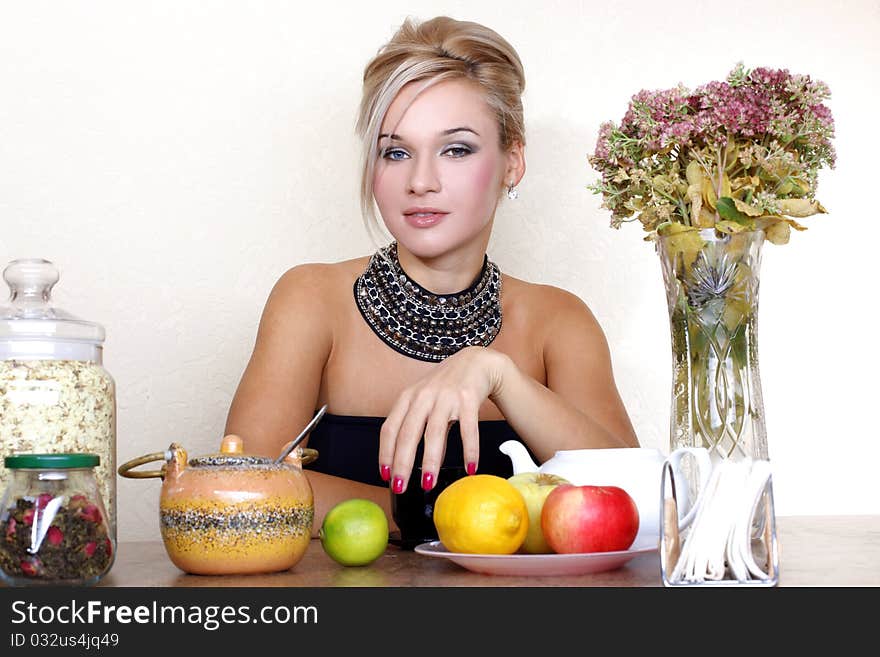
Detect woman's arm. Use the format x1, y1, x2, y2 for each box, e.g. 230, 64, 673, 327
224, 264, 333, 457
379, 286, 638, 492
494, 286, 639, 460
224, 265, 395, 533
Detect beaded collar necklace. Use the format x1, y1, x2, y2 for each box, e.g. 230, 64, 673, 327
353, 242, 502, 362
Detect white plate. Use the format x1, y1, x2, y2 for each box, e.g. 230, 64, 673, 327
413, 537, 659, 576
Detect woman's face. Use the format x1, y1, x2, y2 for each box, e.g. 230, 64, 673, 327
372, 78, 522, 261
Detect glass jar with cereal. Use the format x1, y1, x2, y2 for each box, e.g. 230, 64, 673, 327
0, 259, 116, 541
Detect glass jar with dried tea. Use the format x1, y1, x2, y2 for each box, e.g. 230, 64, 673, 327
0, 453, 115, 586
0, 258, 116, 540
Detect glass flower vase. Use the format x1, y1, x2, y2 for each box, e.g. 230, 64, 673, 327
657, 228, 769, 466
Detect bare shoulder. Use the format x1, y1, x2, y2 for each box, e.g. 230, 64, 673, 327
252, 257, 370, 354
268, 257, 369, 314
273, 257, 367, 296
502, 274, 600, 333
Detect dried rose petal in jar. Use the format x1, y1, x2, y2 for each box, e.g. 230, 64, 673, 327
0, 453, 115, 586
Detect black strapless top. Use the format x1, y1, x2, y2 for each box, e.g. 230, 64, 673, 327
303, 413, 535, 487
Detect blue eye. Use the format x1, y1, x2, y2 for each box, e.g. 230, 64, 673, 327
443, 145, 473, 158
381, 148, 409, 161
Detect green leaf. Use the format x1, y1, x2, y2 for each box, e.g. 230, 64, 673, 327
716, 197, 751, 224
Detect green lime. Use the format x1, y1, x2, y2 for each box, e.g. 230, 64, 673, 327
319, 498, 389, 566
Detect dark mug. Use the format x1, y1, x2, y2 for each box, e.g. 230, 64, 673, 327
390, 465, 466, 550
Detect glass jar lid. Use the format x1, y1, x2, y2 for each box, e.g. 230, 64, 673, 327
0, 259, 106, 359
4, 453, 100, 469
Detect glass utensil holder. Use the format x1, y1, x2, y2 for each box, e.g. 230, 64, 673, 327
659, 459, 778, 587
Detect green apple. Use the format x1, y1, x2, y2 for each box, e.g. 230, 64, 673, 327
507, 472, 571, 553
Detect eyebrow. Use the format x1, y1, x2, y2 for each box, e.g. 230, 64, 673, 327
378, 127, 480, 141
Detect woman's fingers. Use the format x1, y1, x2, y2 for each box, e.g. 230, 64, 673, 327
381, 349, 496, 492
458, 396, 481, 476
378, 394, 409, 486
384, 391, 436, 494
420, 405, 455, 491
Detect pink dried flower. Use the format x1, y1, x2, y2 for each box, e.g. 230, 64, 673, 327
20, 558, 41, 577
68, 494, 89, 509
46, 526, 64, 546
77, 504, 103, 525
587, 62, 835, 240
84, 541, 97, 558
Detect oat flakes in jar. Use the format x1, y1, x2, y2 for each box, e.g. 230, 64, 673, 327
0, 259, 116, 541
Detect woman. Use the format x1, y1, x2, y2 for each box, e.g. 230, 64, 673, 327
224, 16, 638, 533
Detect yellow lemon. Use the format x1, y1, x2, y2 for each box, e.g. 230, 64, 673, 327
432, 474, 528, 554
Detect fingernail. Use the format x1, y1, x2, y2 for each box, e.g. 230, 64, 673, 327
392, 476, 404, 494
421, 471, 434, 491
380, 464, 391, 482
466, 462, 477, 476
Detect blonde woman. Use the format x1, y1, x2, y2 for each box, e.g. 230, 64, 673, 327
224, 16, 638, 533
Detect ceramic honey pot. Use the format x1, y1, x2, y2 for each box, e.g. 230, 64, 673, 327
119, 434, 317, 575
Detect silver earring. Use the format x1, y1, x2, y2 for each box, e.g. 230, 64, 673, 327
507, 184, 519, 200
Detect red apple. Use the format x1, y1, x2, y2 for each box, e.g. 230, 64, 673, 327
541, 484, 639, 553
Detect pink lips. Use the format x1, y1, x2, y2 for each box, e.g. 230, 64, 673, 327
403, 207, 449, 228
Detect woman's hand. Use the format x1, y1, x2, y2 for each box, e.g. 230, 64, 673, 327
378, 346, 510, 493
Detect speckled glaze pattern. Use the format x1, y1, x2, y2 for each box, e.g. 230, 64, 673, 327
156, 437, 315, 575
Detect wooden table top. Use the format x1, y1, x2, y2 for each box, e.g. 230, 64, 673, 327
94, 515, 880, 587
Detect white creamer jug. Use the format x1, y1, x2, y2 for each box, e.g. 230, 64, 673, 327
500, 441, 712, 545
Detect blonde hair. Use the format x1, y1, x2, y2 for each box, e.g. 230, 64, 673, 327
356, 16, 526, 243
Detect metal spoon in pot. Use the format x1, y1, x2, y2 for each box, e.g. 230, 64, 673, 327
274, 404, 328, 464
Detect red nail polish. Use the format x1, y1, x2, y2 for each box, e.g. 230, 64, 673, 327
421, 471, 434, 491
466, 462, 477, 476
380, 464, 391, 482
392, 476, 404, 494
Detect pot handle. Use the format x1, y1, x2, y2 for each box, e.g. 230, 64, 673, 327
118, 451, 169, 479
296, 447, 319, 467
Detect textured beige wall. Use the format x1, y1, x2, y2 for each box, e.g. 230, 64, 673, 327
1, 0, 875, 541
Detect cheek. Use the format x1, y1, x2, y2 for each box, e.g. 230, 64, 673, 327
456, 158, 501, 209
372, 166, 390, 200
372, 165, 400, 213
473, 157, 500, 191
